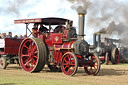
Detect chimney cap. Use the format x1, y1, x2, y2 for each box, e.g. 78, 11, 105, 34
78, 10, 87, 15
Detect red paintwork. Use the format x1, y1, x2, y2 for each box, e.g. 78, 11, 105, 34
0, 38, 23, 55
51, 33, 62, 44
99, 56, 105, 61
14, 18, 42, 24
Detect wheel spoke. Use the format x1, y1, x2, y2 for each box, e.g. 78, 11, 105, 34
93, 66, 97, 72
68, 55, 71, 61
24, 59, 31, 66
94, 64, 98, 67
32, 58, 37, 65
71, 66, 75, 70
70, 63, 75, 65
64, 58, 68, 63
33, 56, 38, 59
31, 58, 34, 67
34, 51, 38, 54
64, 65, 68, 70
67, 68, 71, 74
23, 45, 29, 49
63, 63, 68, 66
22, 54, 29, 57
29, 42, 33, 50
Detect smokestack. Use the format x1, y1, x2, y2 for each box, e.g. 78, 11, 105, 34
93, 33, 96, 47
78, 12, 86, 40
97, 34, 101, 47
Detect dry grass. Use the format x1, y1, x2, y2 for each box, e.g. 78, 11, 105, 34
0, 64, 128, 85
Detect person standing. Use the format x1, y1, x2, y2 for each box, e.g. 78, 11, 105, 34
1, 33, 6, 38
7, 32, 12, 38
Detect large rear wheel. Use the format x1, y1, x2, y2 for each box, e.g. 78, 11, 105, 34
19, 38, 47, 72
84, 53, 100, 76
61, 52, 78, 76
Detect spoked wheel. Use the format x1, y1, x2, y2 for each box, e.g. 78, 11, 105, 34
0, 57, 7, 69
105, 52, 109, 65
61, 52, 78, 76
47, 51, 61, 72
19, 38, 47, 72
84, 53, 100, 76
111, 48, 119, 64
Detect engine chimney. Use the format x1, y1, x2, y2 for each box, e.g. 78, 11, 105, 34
97, 34, 101, 47
78, 12, 86, 40
93, 33, 96, 47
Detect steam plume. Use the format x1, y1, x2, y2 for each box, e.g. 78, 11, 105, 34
0, 0, 29, 17
67, 0, 91, 13
67, 0, 128, 45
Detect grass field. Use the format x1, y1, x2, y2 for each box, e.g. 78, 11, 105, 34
0, 64, 128, 85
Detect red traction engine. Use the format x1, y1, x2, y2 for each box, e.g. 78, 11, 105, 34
14, 13, 101, 76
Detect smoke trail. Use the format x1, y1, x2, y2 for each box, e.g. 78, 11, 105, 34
67, 0, 91, 13
0, 0, 29, 17
67, 0, 128, 44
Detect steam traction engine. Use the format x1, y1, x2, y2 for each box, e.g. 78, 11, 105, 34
90, 33, 119, 65
14, 13, 101, 76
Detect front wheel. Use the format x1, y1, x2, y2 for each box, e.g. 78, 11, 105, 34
61, 52, 78, 76
84, 53, 100, 76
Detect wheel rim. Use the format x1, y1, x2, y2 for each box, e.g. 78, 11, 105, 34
19, 38, 38, 72
61, 52, 78, 76
84, 54, 100, 75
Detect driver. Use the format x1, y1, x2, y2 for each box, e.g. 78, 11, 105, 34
39, 24, 48, 32
32, 24, 38, 37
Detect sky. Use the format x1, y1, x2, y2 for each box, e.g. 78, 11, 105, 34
0, 0, 128, 44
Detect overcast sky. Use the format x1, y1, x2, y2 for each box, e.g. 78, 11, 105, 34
0, 0, 128, 44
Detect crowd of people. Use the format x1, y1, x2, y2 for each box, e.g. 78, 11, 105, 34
0, 32, 27, 39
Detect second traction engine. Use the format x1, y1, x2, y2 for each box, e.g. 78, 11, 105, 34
15, 13, 101, 76
90, 33, 119, 64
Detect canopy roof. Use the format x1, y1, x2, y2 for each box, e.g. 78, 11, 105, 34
14, 17, 72, 25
